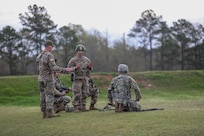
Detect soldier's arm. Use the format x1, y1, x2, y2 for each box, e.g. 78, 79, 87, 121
86, 57, 93, 70
48, 53, 75, 73
67, 58, 75, 68
53, 88, 65, 96
107, 78, 115, 104
129, 77, 142, 101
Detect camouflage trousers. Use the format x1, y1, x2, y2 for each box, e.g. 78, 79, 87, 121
114, 98, 141, 112
39, 81, 46, 112
124, 100, 141, 111
72, 79, 89, 106
88, 88, 99, 105
54, 95, 71, 105
39, 81, 55, 111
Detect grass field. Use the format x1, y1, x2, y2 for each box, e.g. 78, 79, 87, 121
0, 71, 204, 136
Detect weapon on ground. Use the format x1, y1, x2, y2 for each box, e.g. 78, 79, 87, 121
98, 103, 165, 112
138, 108, 164, 112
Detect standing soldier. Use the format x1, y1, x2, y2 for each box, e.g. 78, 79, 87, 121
67, 44, 93, 112
107, 64, 142, 112
36, 40, 76, 118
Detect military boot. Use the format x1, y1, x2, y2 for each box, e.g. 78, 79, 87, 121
74, 105, 80, 112
118, 104, 124, 112
81, 104, 89, 112
46, 109, 60, 118
115, 103, 119, 112
55, 104, 65, 113
115, 103, 123, 113
42, 111, 47, 119
89, 104, 97, 110
53, 104, 58, 113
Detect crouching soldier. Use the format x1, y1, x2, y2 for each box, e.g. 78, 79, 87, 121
107, 64, 142, 112
53, 71, 73, 113
88, 78, 99, 110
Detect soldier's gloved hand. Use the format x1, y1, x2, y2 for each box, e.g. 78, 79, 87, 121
87, 62, 93, 68
65, 68, 73, 72
68, 87, 72, 91
61, 91, 66, 96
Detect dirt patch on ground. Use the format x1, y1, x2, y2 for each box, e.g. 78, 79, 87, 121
91, 74, 113, 81
135, 79, 154, 89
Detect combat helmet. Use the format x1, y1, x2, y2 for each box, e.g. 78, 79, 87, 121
75, 44, 86, 52
45, 40, 54, 47
118, 64, 129, 73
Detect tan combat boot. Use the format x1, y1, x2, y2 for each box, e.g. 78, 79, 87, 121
118, 104, 124, 112
89, 104, 97, 110
55, 104, 65, 113
74, 105, 80, 112
81, 104, 89, 112
115, 103, 123, 113
46, 109, 60, 118
53, 104, 58, 113
115, 103, 119, 112
42, 111, 47, 119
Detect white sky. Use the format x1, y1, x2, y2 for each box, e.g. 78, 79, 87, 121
0, 0, 204, 40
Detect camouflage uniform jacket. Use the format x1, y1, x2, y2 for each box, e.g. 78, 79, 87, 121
67, 55, 92, 79
54, 77, 64, 90
36, 51, 66, 83
107, 74, 142, 104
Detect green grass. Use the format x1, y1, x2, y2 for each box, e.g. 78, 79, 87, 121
0, 99, 203, 136
0, 70, 204, 136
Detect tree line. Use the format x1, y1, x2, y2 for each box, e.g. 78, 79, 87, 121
0, 5, 204, 75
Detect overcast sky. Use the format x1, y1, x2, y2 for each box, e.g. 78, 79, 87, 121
0, 0, 204, 40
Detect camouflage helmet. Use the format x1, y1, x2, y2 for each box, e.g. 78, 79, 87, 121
75, 44, 86, 52
118, 64, 129, 73
45, 40, 54, 47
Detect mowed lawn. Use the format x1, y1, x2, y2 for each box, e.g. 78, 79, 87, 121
0, 98, 204, 136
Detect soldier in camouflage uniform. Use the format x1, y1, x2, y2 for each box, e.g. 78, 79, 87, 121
53, 71, 73, 113
67, 44, 93, 112
36, 40, 77, 118
107, 64, 142, 112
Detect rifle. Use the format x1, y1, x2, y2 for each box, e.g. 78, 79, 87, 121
138, 108, 164, 112
98, 103, 164, 112
58, 87, 71, 93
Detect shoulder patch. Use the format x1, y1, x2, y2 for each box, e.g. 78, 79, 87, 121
50, 58, 54, 62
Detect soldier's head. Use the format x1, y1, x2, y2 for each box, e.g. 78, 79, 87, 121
44, 40, 54, 51
118, 64, 129, 74
75, 44, 86, 52
54, 70, 61, 78
45, 40, 54, 47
